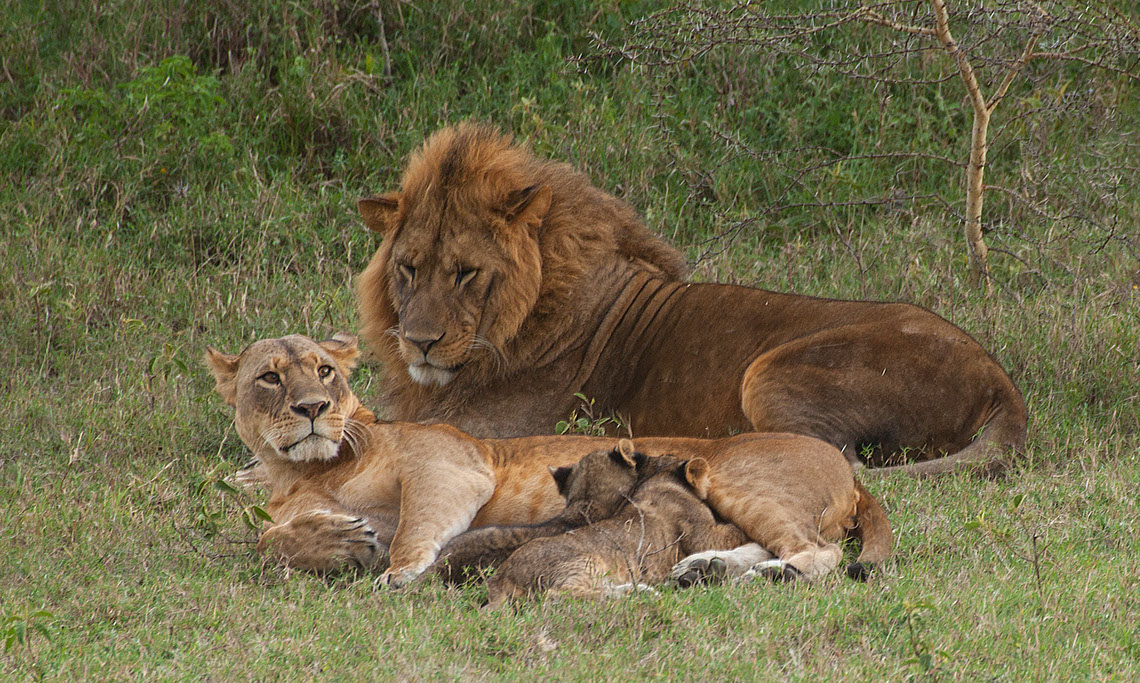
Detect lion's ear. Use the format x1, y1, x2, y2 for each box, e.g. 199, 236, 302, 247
204, 347, 240, 406
502, 184, 552, 229
682, 458, 711, 500
358, 193, 401, 236
549, 465, 574, 497
319, 333, 360, 375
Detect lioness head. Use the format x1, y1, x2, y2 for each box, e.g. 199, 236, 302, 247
205, 334, 364, 463
357, 124, 551, 387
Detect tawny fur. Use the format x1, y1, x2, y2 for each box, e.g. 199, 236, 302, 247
205, 334, 892, 587
357, 122, 1026, 476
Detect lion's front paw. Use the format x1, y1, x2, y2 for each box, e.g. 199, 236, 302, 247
259, 510, 380, 572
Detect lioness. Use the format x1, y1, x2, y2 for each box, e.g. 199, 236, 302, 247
357, 123, 1027, 476
205, 334, 891, 587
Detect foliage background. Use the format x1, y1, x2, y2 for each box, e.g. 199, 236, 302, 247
1, 0, 1137, 678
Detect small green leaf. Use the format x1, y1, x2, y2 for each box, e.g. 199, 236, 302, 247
963, 520, 981, 531
213, 479, 241, 497
250, 505, 273, 523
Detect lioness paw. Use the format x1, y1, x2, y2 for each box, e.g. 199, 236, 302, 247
670, 543, 775, 587
378, 566, 424, 590
740, 559, 802, 583
261, 511, 380, 572
670, 556, 729, 588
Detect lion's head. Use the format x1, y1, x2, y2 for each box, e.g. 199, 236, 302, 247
205, 334, 368, 463
356, 123, 687, 396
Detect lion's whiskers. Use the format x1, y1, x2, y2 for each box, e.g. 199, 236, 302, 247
468, 334, 506, 375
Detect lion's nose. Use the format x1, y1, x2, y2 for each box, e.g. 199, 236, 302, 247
291, 400, 329, 420
405, 332, 444, 356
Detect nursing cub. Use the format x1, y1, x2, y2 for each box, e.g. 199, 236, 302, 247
434, 440, 661, 582
486, 454, 749, 606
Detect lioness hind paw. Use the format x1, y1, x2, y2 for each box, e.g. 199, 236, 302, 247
741, 560, 802, 584
670, 556, 728, 588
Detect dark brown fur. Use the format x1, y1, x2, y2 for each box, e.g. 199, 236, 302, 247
357, 123, 1026, 475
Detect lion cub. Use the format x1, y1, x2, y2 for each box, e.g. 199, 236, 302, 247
484, 454, 749, 607
434, 440, 663, 582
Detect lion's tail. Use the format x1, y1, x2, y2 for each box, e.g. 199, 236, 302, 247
871, 399, 1027, 478
845, 479, 894, 580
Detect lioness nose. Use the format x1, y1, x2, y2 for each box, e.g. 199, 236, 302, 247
291, 400, 329, 420
405, 332, 444, 356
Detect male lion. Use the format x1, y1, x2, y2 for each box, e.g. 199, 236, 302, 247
204, 334, 891, 587
357, 123, 1027, 475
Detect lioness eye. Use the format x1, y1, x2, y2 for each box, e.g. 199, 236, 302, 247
455, 268, 478, 287
258, 372, 280, 385
318, 365, 334, 379
398, 264, 415, 283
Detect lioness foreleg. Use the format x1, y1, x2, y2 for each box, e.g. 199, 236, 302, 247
382, 460, 495, 588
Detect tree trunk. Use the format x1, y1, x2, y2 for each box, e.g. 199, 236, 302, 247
965, 106, 991, 289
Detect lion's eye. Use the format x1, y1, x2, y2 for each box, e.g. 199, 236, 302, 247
258, 372, 280, 385
398, 263, 416, 284
455, 268, 478, 287
318, 365, 334, 379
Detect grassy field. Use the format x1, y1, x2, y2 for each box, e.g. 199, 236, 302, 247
2, 0, 1138, 678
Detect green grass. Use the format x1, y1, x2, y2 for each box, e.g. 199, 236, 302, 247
2, 0, 1138, 678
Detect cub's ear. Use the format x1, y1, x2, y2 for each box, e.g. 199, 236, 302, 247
610, 439, 638, 468
682, 457, 712, 500
204, 347, 240, 406
549, 465, 574, 497
501, 184, 552, 229
318, 333, 360, 375
358, 193, 401, 236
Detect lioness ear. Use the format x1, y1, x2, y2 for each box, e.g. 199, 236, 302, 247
682, 458, 712, 500
610, 439, 638, 468
358, 193, 401, 236
318, 333, 360, 375
204, 347, 240, 406
502, 184, 552, 228
549, 465, 574, 497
